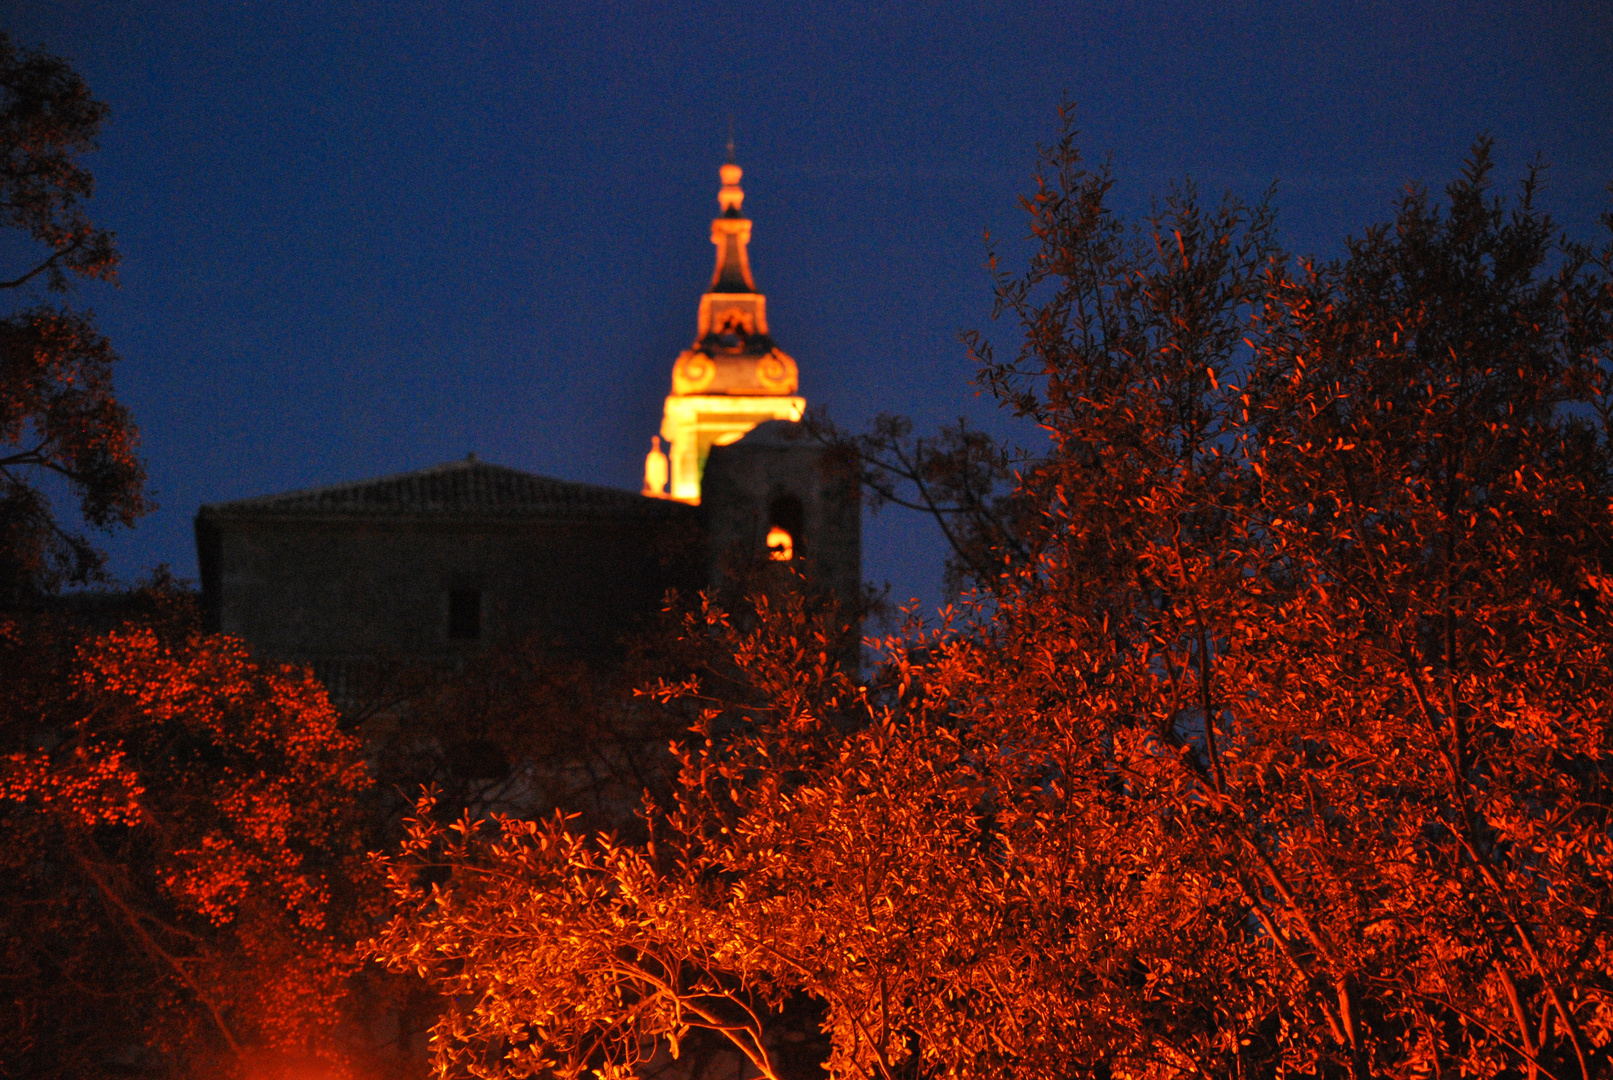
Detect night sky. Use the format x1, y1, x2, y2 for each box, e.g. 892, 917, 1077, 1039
7, 1, 1611, 613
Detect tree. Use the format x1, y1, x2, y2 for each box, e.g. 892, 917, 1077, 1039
0, 586, 393, 1079
817, 410, 1026, 597
356, 627, 708, 848
373, 586, 874, 1080
0, 40, 411, 1080
375, 115, 1613, 1080
0, 31, 147, 603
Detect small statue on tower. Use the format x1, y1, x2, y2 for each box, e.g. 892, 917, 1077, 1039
642, 435, 669, 497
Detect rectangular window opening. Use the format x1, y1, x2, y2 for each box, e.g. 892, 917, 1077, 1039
447, 589, 481, 641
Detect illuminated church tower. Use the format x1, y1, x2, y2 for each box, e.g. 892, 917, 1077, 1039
194, 150, 858, 698
643, 155, 805, 503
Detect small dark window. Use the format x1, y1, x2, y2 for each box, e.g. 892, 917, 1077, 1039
447, 589, 481, 640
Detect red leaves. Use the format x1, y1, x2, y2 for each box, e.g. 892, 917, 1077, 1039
0, 744, 143, 826
374, 130, 1613, 1080
0, 609, 380, 1079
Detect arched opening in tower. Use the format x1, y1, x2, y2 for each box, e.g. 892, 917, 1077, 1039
767, 494, 804, 562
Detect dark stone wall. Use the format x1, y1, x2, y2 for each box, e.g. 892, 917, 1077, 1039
193, 434, 859, 703
194, 508, 703, 669
700, 420, 861, 602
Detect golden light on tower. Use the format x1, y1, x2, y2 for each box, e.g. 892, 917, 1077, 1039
642, 155, 805, 504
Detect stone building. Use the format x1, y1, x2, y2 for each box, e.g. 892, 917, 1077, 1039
194, 460, 704, 695
195, 158, 858, 686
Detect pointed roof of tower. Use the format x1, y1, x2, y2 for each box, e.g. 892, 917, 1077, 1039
659, 156, 799, 391
710, 159, 757, 293
648, 154, 807, 503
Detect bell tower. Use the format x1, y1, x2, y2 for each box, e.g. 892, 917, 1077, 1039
642, 154, 805, 503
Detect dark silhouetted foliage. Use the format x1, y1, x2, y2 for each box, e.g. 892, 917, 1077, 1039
0, 32, 147, 603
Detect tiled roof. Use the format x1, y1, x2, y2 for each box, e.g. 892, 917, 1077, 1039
198, 458, 690, 520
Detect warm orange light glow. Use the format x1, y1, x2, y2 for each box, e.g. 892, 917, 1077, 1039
646, 158, 805, 503
642, 435, 669, 496
379, 138, 1613, 1080
766, 525, 793, 561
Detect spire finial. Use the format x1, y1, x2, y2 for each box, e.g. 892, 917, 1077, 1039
717, 124, 744, 214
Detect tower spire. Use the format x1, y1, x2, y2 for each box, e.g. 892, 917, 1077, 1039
642, 156, 804, 504
711, 155, 753, 291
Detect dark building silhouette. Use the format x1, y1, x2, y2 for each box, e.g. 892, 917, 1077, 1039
194, 458, 704, 693
194, 160, 858, 693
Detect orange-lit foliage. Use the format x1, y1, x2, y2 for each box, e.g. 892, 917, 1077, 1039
3, 40, 391, 1078
0, 596, 383, 1080
376, 120, 1613, 1080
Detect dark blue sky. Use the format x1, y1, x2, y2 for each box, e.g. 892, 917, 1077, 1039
8, 1, 1611, 611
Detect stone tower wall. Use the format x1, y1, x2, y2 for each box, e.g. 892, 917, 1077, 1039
700, 420, 860, 602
